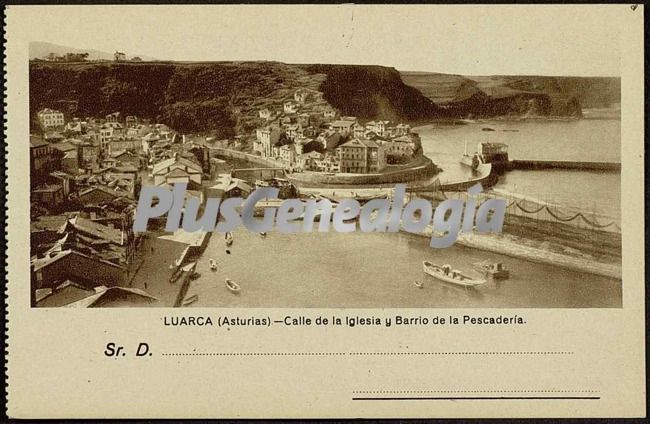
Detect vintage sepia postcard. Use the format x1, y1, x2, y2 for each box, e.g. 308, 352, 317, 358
5, 4, 646, 419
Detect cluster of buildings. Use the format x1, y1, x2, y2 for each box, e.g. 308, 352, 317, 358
29, 89, 423, 306
252, 89, 421, 174
29, 108, 227, 308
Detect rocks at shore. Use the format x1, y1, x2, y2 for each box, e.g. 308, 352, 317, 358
400, 72, 620, 119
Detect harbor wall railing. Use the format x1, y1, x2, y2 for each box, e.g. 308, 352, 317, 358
439, 189, 621, 234
208, 147, 283, 168
209, 147, 440, 188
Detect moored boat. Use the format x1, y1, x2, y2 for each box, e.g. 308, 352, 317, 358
473, 260, 510, 279
422, 261, 486, 287
209, 259, 218, 271
181, 262, 195, 272
225, 278, 241, 293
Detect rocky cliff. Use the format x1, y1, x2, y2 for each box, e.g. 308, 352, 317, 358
30, 61, 620, 137
400, 72, 620, 118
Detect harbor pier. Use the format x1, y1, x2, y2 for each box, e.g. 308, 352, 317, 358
507, 160, 620, 172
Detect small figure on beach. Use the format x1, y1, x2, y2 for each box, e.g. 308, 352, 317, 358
414, 280, 424, 289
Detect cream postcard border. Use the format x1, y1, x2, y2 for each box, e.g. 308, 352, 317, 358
5, 5, 646, 418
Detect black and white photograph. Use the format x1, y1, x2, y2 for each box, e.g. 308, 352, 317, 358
28, 6, 622, 309
7, 4, 646, 420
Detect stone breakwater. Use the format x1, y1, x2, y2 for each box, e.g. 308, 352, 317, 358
439, 163, 496, 192
419, 225, 621, 280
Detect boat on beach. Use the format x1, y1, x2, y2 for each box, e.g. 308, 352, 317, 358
225, 278, 241, 293
422, 261, 486, 287
473, 260, 510, 279
182, 294, 198, 306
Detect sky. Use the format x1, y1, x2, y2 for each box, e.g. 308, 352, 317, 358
11, 4, 628, 76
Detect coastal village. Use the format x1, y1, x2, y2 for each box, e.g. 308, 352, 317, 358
29, 88, 423, 308
28, 49, 623, 309
251, 88, 420, 173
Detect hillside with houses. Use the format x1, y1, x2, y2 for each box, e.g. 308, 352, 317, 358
29, 61, 439, 145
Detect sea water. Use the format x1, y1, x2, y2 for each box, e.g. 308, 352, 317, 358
187, 229, 621, 309
416, 118, 621, 221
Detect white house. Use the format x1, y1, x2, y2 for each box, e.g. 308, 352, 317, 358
278, 145, 296, 167
37, 108, 65, 129
255, 126, 281, 158
283, 101, 299, 114
258, 108, 273, 120
322, 108, 337, 119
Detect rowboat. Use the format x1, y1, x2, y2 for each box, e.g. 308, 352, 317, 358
473, 260, 510, 279
182, 294, 198, 306
225, 278, 241, 293
169, 270, 182, 284
422, 261, 486, 287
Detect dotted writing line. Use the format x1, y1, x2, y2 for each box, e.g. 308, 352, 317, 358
161, 351, 574, 357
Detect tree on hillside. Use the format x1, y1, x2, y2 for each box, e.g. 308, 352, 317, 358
45, 52, 89, 62
64, 52, 89, 62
